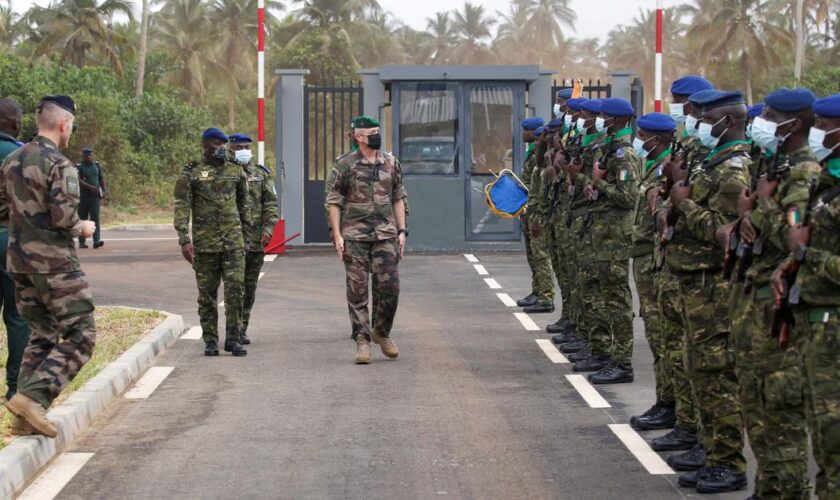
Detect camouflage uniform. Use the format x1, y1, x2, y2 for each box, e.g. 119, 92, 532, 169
521, 144, 539, 294
667, 140, 750, 472
786, 166, 840, 497
174, 157, 249, 344
526, 140, 555, 306
633, 149, 671, 401
735, 147, 817, 498
0, 137, 96, 410
325, 151, 408, 341
578, 129, 639, 365
239, 162, 279, 334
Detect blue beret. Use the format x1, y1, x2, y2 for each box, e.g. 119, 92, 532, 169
581, 99, 602, 114
670, 75, 715, 96
39, 95, 76, 115
81, 147, 93, 154
688, 89, 720, 106
764, 87, 816, 113
693, 90, 745, 110
748, 103, 765, 118
521, 117, 545, 130
548, 118, 563, 129
556, 88, 573, 99
600, 98, 634, 117
566, 98, 586, 111
637, 112, 676, 133
813, 93, 840, 118
534, 126, 546, 136
202, 127, 228, 142
229, 133, 253, 144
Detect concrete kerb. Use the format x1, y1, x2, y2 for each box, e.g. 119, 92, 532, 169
105, 223, 171, 231
0, 311, 184, 498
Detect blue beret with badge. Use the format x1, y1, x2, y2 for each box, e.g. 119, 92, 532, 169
556, 88, 573, 99
693, 90, 745, 110
229, 133, 253, 144
581, 99, 602, 114
566, 98, 586, 111
548, 117, 563, 129
813, 93, 840, 118
688, 89, 720, 107
600, 98, 635, 117
521, 117, 545, 130
534, 126, 546, 136
671, 75, 714, 97
748, 103, 765, 118
202, 127, 228, 142
764, 87, 816, 113
637, 112, 676, 132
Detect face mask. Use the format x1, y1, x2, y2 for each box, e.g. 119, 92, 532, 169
366, 133, 382, 150
594, 117, 606, 133
564, 115, 573, 129
553, 104, 562, 117
751, 116, 780, 152
809, 127, 840, 162
685, 115, 699, 137
698, 116, 727, 149
212, 146, 227, 160
633, 137, 653, 158
669, 102, 686, 124
234, 149, 253, 164
576, 118, 587, 133
745, 123, 753, 139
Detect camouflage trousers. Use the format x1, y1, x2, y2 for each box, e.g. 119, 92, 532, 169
572, 214, 606, 356
344, 239, 400, 342
193, 249, 244, 344
677, 270, 745, 472
553, 216, 577, 324
0, 231, 31, 397
523, 216, 537, 295
12, 272, 96, 409
634, 253, 672, 402
528, 217, 555, 305
658, 266, 698, 430
241, 251, 265, 334
798, 307, 840, 498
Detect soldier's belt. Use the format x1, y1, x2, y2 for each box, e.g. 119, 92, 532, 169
807, 306, 839, 324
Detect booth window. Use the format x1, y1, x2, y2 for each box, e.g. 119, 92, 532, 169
398, 82, 459, 176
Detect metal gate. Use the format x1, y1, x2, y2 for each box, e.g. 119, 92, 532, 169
303, 81, 363, 243
551, 78, 612, 109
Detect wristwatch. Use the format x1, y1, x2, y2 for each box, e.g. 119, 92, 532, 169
398, 228, 409, 237
794, 244, 808, 262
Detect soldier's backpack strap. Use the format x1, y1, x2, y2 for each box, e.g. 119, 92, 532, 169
702, 151, 749, 171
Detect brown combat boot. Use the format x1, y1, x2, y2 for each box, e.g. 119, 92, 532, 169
10, 415, 36, 436
355, 337, 371, 364
5, 393, 58, 438
373, 334, 399, 359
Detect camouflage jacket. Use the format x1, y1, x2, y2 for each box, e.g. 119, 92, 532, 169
578, 130, 641, 215
241, 162, 279, 252
632, 148, 671, 256
0, 137, 86, 273
667, 141, 751, 273
568, 132, 606, 213
521, 144, 539, 199
746, 145, 821, 288
325, 151, 408, 242
173, 156, 249, 252
786, 167, 840, 307
526, 140, 551, 219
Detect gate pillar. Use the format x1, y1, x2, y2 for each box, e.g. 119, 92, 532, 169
276, 69, 309, 245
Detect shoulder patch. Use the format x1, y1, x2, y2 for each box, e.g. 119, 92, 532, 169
258, 164, 271, 175
616, 147, 625, 159
65, 175, 80, 196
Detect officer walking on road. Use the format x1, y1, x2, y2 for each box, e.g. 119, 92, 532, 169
174, 128, 249, 357
228, 133, 278, 345
325, 116, 408, 365
0, 95, 97, 438
77, 147, 106, 249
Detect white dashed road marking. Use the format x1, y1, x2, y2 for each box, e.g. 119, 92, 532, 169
264, 254, 277, 262
181, 326, 202, 340
609, 424, 676, 475
18, 453, 95, 500
124, 367, 175, 399
565, 374, 611, 408
259, 272, 266, 280
474, 264, 489, 275
535, 339, 569, 363
464, 254, 479, 263
496, 293, 517, 307
513, 312, 540, 331
484, 278, 502, 289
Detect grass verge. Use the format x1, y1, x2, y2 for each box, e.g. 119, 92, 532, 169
0, 307, 164, 449
101, 204, 173, 228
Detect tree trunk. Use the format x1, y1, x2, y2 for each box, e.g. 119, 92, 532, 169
743, 53, 753, 105
227, 93, 235, 130
794, 0, 804, 82
135, 0, 149, 97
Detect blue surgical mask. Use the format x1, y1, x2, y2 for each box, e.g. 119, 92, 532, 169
685, 115, 699, 138
564, 115, 573, 129
698, 117, 727, 149
752, 116, 795, 154
234, 149, 253, 165
809, 126, 840, 162
633, 137, 653, 158
745, 123, 753, 139
669, 102, 686, 124
595, 117, 606, 134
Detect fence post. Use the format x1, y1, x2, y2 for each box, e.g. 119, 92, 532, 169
531, 69, 555, 120
276, 69, 310, 245
608, 70, 636, 109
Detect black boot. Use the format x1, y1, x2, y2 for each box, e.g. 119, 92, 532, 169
667, 444, 705, 472
630, 401, 661, 428
94, 241, 104, 248
523, 302, 555, 313
677, 466, 711, 488
546, 319, 573, 334
632, 402, 676, 430
516, 293, 538, 307
224, 339, 247, 356
204, 341, 219, 356
551, 331, 577, 345
567, 347, 591, 363
573, 355, 609, 372
240, 331, 251, 345
651, 426, 697, 451
560, 340, 588, 354
589, 362, 634, 384
695, 466, 747, 494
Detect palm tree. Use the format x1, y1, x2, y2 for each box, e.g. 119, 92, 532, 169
27, 0, 135, 76
451, 2, 496, 64
135, 0, 149, 96
522, 0, 576, 50
0, 0, 20, 49
425, 12, 456, 64
494, 0, 533, 64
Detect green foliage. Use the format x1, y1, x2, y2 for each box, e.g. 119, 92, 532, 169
271, 29, 358, 83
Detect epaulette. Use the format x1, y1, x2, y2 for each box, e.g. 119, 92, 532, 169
335, 151, 352, 162
257, 164, 270, 175
183, 160, 199, 172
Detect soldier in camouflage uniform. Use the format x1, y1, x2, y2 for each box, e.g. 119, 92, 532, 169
228, 134, 278, 346
517, 117, 545, 308
629, 112, 677, 428
0, 96, 97, 438
524, 126, 556, 313
326, 116, 408, 365
664, 91, 749, 494
773, 92, 840, 499
174, 128, 249, 357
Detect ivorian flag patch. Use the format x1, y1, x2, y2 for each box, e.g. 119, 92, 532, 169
787, 207, 802, 227
619, 169, 629, 181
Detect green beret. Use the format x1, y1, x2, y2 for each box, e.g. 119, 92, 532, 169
351, 116, 380, 129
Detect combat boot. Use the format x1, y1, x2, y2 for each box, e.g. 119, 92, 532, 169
667, 444, 705, 471
567, 347, 591, 363
10, 415, 36, 436
516, 293, 538, 307
573, 355, 609, 372
240, 331, 251, 345
546, 318, 573, 334
651, 425, 697, 451
224, 339, 247, 357
355, 337, 371, 364
632, 401, 676, 430
589, 362, 634, 384
677, 466, 711, 488
630, 401, 661, 428
373, 334, 399, 359
551, 331, 577, 345
204, 341, 219, 356
695, 466, 747, 493
523, 302, 555, 314
5, 393, 57, 438
560, 340, 587, 354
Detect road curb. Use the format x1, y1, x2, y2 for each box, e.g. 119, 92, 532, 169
0, 311, 184, 498
105, 223, 171, 231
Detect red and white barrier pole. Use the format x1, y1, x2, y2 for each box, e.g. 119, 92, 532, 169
654, 0, 663, 112
257, 0, 266, 165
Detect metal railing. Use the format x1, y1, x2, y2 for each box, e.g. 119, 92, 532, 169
303, 81, 364, 181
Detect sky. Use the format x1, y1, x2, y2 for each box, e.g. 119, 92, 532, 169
11, 0, 685, 44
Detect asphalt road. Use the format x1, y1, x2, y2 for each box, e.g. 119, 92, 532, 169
33, 228, 765, 499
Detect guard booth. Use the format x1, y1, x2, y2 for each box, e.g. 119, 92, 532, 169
276, 66, 632, 251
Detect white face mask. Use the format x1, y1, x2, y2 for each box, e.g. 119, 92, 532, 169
809, 126, 840, 162
564, 115, 573, 128
685, 115, 699, 137
594, 117, 606, 133
669, 102, 686, 124
745, 123, 753, 139
576, 117, 587, 133
553, 104, 562, 118
752, 116, 795, 153
235, 149, 253, 164
698, 116, 727, 149
633, 137, 653, 158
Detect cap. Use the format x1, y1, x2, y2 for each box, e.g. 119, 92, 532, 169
748, 103, 766, 118
352, 116, 380, 129
670, 75, 715, 97
581, 99, 602, 114
637, 112, 676, 132
813, 93, 840, 118
229, 133, 253, 144
556, 88, 573, 99
521, 117, 545, 130
764, 87, 816, 113
81, 147, 93, 154
38, 95, 76, 115
600, 98, 635, 117
566, 98, 586, 112
202, 127, 228, 142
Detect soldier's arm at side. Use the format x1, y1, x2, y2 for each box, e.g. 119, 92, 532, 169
49, 162, 86, 236
261, 170, 279, 240
803, 201, 840, 285
236, 169, 250, 228
679, 170, 749, 244
755, 167, 818, 254
0, 160, 9, 223
173, 170, 193, 246
594, 156, 640, 209
99, 163, 107, 193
